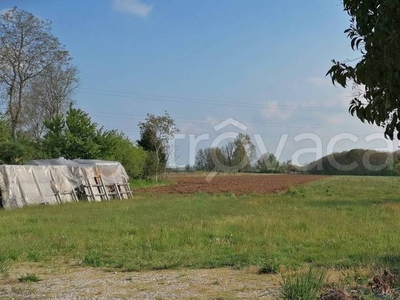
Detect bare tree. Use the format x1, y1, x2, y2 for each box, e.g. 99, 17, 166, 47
0, 7, 69, 140
21, 60, 78, 140
222, 142, 235, 172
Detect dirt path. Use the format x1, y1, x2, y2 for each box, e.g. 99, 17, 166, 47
0, 263, 280, 299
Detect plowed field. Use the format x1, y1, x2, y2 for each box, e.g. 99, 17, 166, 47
136, 174, 327, 195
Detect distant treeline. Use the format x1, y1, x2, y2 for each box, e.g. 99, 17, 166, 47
305, 149, 400, 176
194, 134, 298, 174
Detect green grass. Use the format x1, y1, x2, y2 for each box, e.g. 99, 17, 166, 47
129, 178, 171, 189
0, 176, 400, 271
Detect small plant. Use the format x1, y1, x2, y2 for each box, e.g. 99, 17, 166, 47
18, 273, 41, 283
279, 268, 326, 300
83, 250, 104, 267
27, 250, 43, 262
284, 186, 306, 197
257, 258, 279, 274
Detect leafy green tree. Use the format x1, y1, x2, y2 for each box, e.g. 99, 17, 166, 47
137, 112, 179, 181
64, 107, 103, 159
327, 0, 400, 139
256, 153, 279, 173
42, 106, 112, 159
42, 107, 148, 178
232, 133, 255, 172
143, 151, 159, 178
42, 116, 66, 158
42, 107, 102, 159
0, 116, 35, 164
100, 131, 148, 179
0, 138, 35, 164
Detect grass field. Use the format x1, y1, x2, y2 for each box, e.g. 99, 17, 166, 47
0, 175, 400, 273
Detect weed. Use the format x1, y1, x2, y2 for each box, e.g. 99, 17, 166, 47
27, 250, 43, 262
284, 186, 305, 197
18, 273, 41, 283
83, 250, 104, 267
257, 258, 279, 274
279, 268, 326, 300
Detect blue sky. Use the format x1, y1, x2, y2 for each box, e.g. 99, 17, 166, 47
1, 0, 397, 166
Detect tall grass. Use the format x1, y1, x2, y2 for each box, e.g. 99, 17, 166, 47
279, 268, 326, 300
0, 176, 399, 271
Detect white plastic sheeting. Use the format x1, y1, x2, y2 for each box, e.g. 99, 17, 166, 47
27, 159, 129, 186
0, 165, 81, 209
0, 158, 132, 209
72, 159, 129, 185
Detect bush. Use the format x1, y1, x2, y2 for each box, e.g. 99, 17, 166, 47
97, 130, 148, 179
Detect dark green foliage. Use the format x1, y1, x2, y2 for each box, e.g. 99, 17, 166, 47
0, 116, 35, 164
137, 126, 166, 166
327, 0, 400, 139
42, 107, 102, 159
0, 139, 35, 164
143, 151, 159, 178
42, 106, 148, 178
102, 131, 148, 179
137, 112, 178, 180
306, 149, 399, 176
232, 133, 255, 172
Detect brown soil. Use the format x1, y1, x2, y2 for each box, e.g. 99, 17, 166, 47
136, 174, 328, 195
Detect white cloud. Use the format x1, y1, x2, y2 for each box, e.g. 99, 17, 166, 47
112, 0, 153, 17
261, 100, 293, 121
